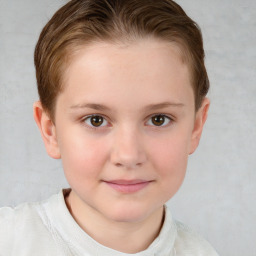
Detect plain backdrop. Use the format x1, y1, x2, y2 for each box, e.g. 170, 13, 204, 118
0, 0, 255, 255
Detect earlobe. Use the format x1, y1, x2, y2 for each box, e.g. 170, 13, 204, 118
189, 98, 210, 155
33, 101, 61, 159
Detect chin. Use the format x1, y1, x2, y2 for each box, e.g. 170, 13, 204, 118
103, 202, 155, 223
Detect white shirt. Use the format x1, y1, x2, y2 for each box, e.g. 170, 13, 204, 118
0, 189, 219, 256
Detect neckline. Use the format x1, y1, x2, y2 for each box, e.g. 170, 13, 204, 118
41, 189, 177, 256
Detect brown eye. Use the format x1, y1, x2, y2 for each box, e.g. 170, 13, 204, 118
84, 115, 107, 127
148, 115, 171, 127
91, 116, 103, 126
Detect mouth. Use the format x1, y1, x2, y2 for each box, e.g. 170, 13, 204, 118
103, 179, 153, 193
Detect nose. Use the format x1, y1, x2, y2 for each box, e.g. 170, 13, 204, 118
110, 127, 147, 169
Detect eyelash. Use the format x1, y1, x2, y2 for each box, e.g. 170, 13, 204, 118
81, 114, 173, 130
146, 114, 172, 127
82, 115, 109, 130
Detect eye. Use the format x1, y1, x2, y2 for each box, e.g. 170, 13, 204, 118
146, 114, 172, 127
84, 115, 108, 128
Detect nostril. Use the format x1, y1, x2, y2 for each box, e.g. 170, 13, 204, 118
110, 136, 147, 168
114, 161, 143, 169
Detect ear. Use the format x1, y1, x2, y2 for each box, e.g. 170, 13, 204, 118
189, 98, 210, 155
33, 101, 61, 159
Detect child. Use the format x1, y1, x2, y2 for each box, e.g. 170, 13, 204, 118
0, 0, 219, 255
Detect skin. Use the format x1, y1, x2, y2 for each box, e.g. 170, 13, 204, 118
34, 38, 209, 253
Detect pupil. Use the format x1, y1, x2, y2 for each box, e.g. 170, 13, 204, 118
91, 116, 103, 127
153, 115, 164, 126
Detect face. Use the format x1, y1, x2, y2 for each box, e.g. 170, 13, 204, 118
38, 39, 208, 224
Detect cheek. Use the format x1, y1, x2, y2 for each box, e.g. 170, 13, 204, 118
148, 132, 190, 185
58, 130, 109, 182
152, 143, 188, 175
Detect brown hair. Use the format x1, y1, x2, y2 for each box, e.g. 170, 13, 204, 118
34, 0, 209, 120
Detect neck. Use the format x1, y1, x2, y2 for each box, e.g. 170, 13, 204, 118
65, 191, 165, 253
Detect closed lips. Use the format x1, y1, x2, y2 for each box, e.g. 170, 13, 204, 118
103, 180, 153, 193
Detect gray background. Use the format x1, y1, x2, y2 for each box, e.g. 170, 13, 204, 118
0, 0, 255, 255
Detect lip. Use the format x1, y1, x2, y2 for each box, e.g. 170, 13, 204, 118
103, 179, 152, 193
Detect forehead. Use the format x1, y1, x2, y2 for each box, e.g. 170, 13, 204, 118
59, 39, 194, 111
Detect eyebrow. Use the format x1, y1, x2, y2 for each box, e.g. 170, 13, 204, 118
143, 102, 184, 111
69, 102, 184, 111
70, 103, 111, 111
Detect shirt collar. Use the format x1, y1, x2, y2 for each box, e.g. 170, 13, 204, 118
40, 189, 177, 256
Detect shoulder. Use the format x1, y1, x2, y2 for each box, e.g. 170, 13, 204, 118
0, 200, 47, 231
0, 201, 48, 241
173, 220, 219, 256
0, 202, 40, 236
0, 202, 41, 253
0, 193, 64, 255
0, 200, 40, 221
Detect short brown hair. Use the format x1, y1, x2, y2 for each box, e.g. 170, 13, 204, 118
34, 0, 209, 120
